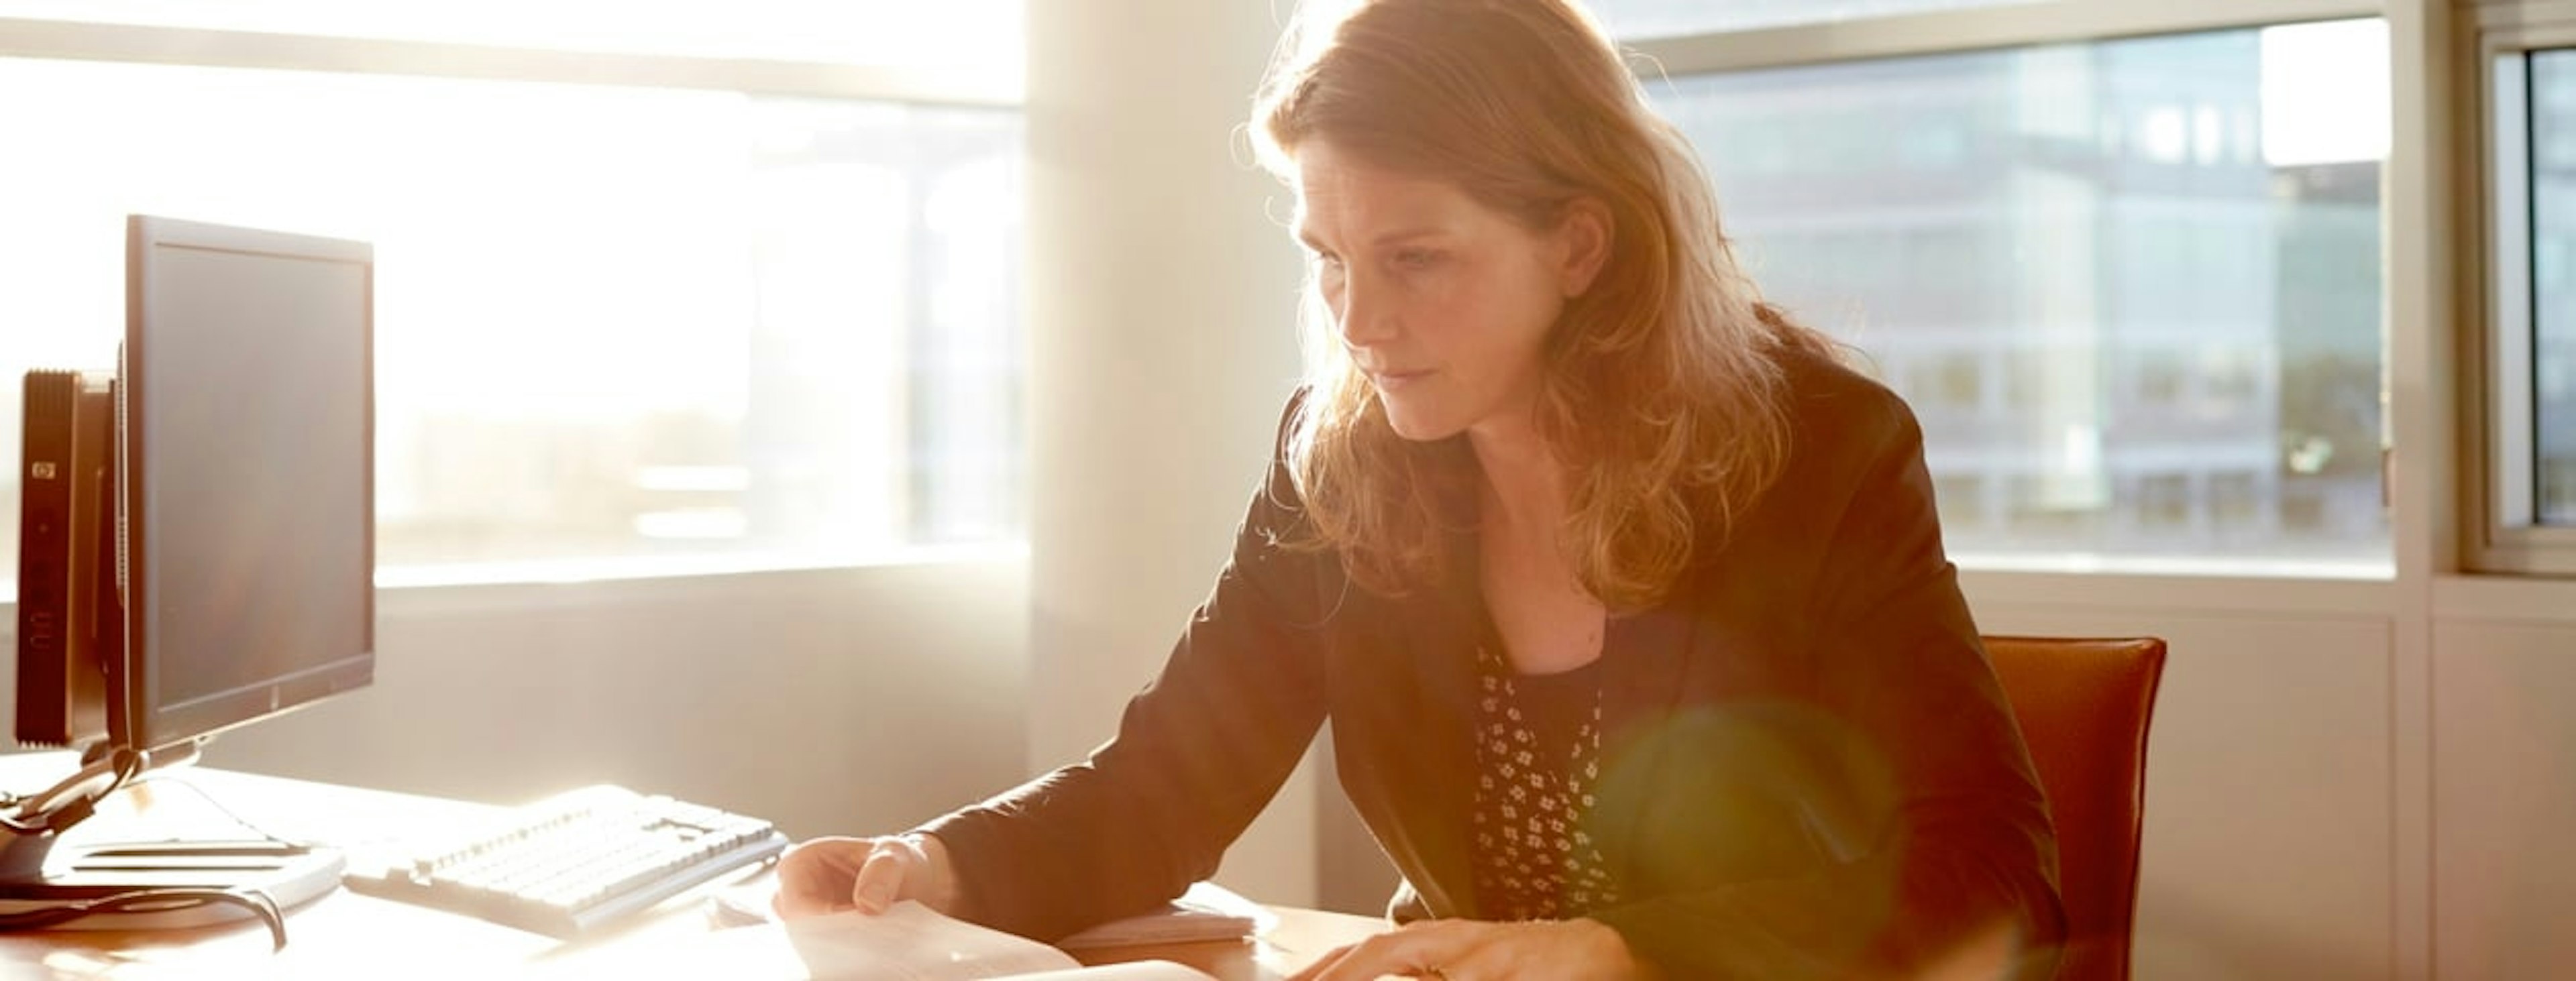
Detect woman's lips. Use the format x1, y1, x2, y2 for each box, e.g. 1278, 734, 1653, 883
1368, 368, 1432, 391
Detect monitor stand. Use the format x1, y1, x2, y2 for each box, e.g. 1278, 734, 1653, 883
0, 744, 343, 930
0, 840, 345, 929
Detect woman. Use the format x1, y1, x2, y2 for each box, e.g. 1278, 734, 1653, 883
775, 0, 2065, 976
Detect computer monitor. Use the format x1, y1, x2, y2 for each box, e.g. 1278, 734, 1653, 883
117, 215, 376, 752
5, 215, 374, 921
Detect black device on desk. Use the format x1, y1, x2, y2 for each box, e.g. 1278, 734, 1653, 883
7, 215, 374, 934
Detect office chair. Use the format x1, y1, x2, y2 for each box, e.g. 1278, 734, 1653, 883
1981, 635, 2167, 981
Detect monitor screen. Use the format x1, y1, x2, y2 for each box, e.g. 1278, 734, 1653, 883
120, 215, 375, 752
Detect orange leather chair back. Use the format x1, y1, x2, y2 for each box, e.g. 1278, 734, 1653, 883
1981, 636, 2167, 981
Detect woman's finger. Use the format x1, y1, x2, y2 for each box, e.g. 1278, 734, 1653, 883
1285, 941, 1360, 981
771, 838, 869, 918
850, 841, 914, 913
1297, 922, 1471, 981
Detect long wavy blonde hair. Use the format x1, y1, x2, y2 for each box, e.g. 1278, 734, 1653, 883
1252, 0, 1837, 610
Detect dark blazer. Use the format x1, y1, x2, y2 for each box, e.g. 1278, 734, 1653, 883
922, 349, 2067, 978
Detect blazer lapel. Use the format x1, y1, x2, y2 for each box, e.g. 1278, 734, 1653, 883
1388, 522, 1489, 919
1594, 601, 1703, 886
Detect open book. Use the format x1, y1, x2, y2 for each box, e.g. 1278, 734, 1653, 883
538, 901, 1219, 980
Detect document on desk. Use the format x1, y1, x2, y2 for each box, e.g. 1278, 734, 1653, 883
537, 901, 1215, 980
705, 878, 1270, 949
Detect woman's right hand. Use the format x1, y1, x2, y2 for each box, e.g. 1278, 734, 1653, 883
771, 832, 962, 920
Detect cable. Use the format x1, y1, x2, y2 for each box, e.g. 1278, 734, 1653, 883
0, 748, 145, 837
0, 748, 298, 952
0, 886, 287, 951
123, 772, 319, 850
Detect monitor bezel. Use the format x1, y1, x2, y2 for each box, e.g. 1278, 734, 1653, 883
119, 214, 378, 753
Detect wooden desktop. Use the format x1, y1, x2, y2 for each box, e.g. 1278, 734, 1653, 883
0, 758, 1382, 978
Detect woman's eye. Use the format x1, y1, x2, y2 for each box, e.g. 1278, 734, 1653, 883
1393, 249, 1440, 270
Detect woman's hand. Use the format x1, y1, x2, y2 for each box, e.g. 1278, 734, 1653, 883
1288, 917, 1653, 981
770, 832, 962, 920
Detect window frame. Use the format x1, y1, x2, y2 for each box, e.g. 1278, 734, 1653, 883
0, 16, 1016, 106
1619, 0, 2380, 74
2461, 3, 2576, 574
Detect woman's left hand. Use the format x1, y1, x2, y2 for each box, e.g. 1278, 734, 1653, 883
1287, 917, 1652, 981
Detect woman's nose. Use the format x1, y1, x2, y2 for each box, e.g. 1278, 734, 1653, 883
1335, 274, 1397, 347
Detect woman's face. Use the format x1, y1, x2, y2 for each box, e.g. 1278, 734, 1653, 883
1293, 141, 1597, 443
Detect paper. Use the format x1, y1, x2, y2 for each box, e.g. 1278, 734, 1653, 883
708, 880, 1271, 949
543, 901, 1217, 980
1054, 882, 1273, 949
1001, 966, 1215, 981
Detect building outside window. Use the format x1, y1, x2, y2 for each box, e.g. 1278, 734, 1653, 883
1615, 7, 2390, 566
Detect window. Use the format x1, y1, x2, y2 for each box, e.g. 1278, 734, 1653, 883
2471, 6, 2576, 572
1593, 0, 2051, 38
0, 8, 1024, 593
1640, 18, 2390, 566
2536, 50, 2576, 524
0, 1, 1025, 71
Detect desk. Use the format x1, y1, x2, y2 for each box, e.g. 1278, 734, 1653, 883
0, 760, 1384, 979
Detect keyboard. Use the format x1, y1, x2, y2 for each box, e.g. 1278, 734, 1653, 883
342, 784, 788, 939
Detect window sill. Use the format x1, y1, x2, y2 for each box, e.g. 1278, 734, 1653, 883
372, 544, 1030, 618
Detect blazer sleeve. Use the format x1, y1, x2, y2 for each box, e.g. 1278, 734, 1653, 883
916, 403, 1333, 942
1587, 386, 2069, 979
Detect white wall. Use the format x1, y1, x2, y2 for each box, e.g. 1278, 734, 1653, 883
1970, 573, 2576, 978
1964, 573, 2401, 979
1, 561, 1033, 844
1022, 0, 1311, 905
2427, 579, 2576, 978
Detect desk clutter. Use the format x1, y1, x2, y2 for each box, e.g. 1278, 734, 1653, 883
341, 783, 787, 939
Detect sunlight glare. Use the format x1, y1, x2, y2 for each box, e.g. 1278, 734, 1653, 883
2259, 19, 2391, 168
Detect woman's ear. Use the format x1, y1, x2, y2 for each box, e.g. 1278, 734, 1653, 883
1555, 198, 1612, 298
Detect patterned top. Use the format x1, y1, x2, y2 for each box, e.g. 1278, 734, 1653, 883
1468, 646, 1622, 920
